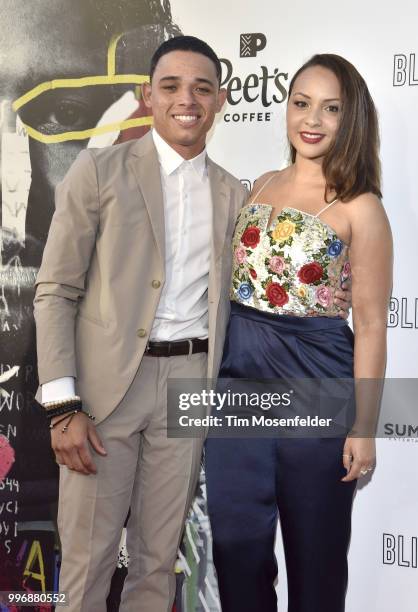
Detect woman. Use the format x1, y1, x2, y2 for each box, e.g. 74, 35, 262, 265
205, 54, 392, 612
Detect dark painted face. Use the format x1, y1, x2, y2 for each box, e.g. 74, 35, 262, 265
0, 0, 161, 266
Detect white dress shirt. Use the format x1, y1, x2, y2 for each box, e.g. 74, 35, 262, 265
150, 128, 212, 340
42, 129, 212, 403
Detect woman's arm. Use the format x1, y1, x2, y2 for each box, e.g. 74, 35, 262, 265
341, 192, 393, 481
350, 193, 393, 377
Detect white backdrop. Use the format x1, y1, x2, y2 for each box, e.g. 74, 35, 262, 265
170, 0, 418, 609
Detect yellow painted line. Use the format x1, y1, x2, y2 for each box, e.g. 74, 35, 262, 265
13, 34, 149, 111
12, 74, 150, 111
20, 115, 153, 144
12, 36, 152, 143
107, 34, 123, 76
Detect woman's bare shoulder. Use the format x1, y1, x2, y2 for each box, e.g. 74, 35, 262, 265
344, 192, 392, 240
344, 192, 383, 214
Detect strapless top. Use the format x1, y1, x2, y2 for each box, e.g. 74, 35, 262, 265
230, 203, 351, 317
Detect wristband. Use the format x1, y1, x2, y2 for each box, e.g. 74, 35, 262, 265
45, 400, 83, 420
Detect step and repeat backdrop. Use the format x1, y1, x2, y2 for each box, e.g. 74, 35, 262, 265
0, 0, 417, 610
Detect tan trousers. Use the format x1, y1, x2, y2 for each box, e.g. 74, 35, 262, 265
57, 352, 206, 612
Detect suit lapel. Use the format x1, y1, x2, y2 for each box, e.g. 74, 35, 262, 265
127, 138, 231, 377
208, 159, 230, 269
128, 136, 231, 279
207, 159, 231, 377
128, 132, 165, 264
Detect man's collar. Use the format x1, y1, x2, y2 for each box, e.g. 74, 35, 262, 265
152, 129, 207, 179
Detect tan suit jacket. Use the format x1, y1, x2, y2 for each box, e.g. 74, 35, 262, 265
34, 131, 247, 423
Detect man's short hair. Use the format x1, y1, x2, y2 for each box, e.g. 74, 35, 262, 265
150, 35, 222, 85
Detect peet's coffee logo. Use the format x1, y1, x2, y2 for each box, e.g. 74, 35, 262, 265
220, 60, 288, 108
221, 34, 288, 124
383, 533, 417, 568
387, 297, 418, 328
393, 53, 418, 86
240, 33, 267, 58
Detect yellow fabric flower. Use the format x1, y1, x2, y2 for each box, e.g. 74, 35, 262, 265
298, 286, 307, 298
272, 220, 296, 242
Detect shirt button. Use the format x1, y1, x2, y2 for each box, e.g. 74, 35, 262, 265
137, 328, 147, 338
151, 280, 161, 289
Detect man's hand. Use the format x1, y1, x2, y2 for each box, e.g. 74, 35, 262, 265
335, 279, 352, 319
51, 412, 106, 475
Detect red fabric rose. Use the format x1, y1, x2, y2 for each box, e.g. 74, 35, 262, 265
297, 262, 323, 284
265, 282, 289, 307
241, 226, 261, 248
249, 268, 257, 279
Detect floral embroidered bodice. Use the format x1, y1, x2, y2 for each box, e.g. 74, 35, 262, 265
230, 189, 351, 317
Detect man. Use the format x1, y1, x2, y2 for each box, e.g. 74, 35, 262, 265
34, 35, 246, 611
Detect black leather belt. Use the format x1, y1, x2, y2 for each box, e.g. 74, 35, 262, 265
145, 338, 208, 357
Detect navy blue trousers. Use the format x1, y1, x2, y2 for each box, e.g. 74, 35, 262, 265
205, 302, 356, 612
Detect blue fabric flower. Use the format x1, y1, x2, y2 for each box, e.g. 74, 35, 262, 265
237, 282, 254, 301
328, 240, 343, 257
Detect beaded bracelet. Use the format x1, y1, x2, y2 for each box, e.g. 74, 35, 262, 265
45, 400, 83, 420
43, 396, 81, 408
43, 396, 81, 413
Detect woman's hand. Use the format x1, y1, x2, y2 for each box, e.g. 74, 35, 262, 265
341, 436, 375, 482
334, 279, 352, 319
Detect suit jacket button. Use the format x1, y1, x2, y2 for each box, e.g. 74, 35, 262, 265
151, 280, 161, 289
137, 328, 147, 338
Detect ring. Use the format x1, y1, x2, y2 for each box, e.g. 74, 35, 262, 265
342, 454, 352, 459
360, 469, 368, 476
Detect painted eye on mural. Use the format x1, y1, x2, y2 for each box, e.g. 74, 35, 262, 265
18, 86, 120, 134
48, 99, 91, 129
